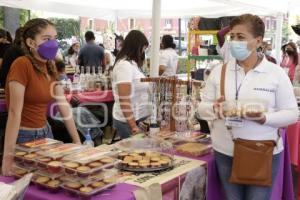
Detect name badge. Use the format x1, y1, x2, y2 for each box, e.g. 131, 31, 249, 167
225, 117, 244, 127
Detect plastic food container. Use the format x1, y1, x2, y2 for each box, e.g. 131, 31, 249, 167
62, 149, 118, 177
222, 99, 268, 118
115, 138, 173, 152
222, 100, 243, 118
36, 144, 89, 173
32, 170, 63, 192
61, 171, 117, 199
241, 99, 268, 118
12, 164, 36, 178
171, 131, 207, 143
16, 138, 63, 153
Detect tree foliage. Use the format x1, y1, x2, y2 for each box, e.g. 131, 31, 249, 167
48, 18, 80, 40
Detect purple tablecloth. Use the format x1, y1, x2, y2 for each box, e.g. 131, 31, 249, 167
0, 99, 6, 112
0, 177, 138, 200
177, 131, 294, 200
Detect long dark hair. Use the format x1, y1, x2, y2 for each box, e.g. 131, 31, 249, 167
286, 42, 298, 66
68, 43, 77, 55
21, 18, 57, 78
114, 30, 148, 68
161, 35, 176, 49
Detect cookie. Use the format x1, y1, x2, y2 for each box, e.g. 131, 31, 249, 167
36, 176, 50, 184
100, 157, 114, 164
64, 162, 80, 169
47, 180, 61, 188
15, 151, 27, 157
76, 166, 91, 172
128, 162, 138, 168
88, 162, 103, 168
65, 182, 82, 189
80, 186, 93, 193
91, 181, 105, 188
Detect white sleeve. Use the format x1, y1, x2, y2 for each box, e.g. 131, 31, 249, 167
264, 70, 299, 127
114, 61, 134, 84
197, 66, 221, 120
159, 51, 169, 66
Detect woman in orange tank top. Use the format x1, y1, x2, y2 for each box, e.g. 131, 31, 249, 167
2, 18, 81, 175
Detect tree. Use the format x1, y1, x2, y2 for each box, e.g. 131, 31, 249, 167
48, 18, 80, 40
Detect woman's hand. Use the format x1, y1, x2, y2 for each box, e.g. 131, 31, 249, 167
131, 126, 142, 135
213, 96, 225, 119
2, 155, 14, 176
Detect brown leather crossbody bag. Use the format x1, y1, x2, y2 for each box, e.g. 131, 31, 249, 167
220, 64, 278, 187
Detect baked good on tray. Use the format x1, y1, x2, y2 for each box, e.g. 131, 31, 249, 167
118, 151, 173, 169
176, 142, 211, 156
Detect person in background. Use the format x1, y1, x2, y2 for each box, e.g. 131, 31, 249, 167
216, 26, 232, 63
261, 42, 276, 64
112, 30, 150, 139
197, 14, 298, 200
5, 31, 13, 44
159, 35, 179, 76
78, 31, 104, 72
112, 34, 124, 57
291, 24, 300, 85
56, 60, 68, 81
0, 29, 12, 69
2, 18, 81, 175
67, 41, 80, 68
280, 42, 298, 82
100, 43, 114, 72
0, 27, 24, 88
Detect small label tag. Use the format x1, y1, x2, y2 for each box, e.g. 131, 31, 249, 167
225, 117, 244, 127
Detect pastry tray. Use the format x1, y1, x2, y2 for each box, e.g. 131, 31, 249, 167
116, 161, 174, 172
61, 182, 117, 198
16, 138, 63, 152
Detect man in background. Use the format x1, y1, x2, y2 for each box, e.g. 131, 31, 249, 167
78, 31, 104, 72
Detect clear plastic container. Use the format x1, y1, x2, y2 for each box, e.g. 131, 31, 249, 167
16, 138, 63, 153
62, 150, 118, 177
36, 144, 89, 173
12, 164, 36, 178
115, 138, 173, 152
222, 99, 268, 118
61, 170, 118, 198
32, 170, 63, 192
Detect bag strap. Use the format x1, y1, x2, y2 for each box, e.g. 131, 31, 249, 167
220, 63, 227, 100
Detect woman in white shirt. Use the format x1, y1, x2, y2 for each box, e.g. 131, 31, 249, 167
197, 14, 298, 200
67, 41, 80, 67
112, 30, 150, 139
159, 35, 179, 76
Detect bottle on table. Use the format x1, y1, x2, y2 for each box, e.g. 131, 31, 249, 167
73, 65, 80, 83
83, 128, 94, 147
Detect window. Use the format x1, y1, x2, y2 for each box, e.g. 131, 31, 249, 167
88, 19, 94, 30
165, 19, 172, 29
129, 18, 135, 30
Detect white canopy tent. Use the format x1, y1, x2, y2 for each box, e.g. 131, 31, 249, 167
0, 0, 289, 20
0, 0, 295, 76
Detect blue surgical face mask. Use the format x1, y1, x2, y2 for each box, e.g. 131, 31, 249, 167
229, 41, 252, 61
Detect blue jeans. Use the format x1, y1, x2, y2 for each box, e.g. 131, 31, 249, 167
214, 150, 281, 200
17, 123, 54, 144
113, 117, 148, 139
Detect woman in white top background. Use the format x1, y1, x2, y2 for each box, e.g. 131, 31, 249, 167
112, 30, 150, 139
67, 41, 80, 68
197, 14, 298, 200
159, 35, 179, 76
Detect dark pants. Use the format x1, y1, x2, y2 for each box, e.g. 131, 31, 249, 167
214, 150, 281, 200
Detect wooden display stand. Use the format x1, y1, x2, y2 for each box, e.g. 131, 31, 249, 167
141, 77, 203, 132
